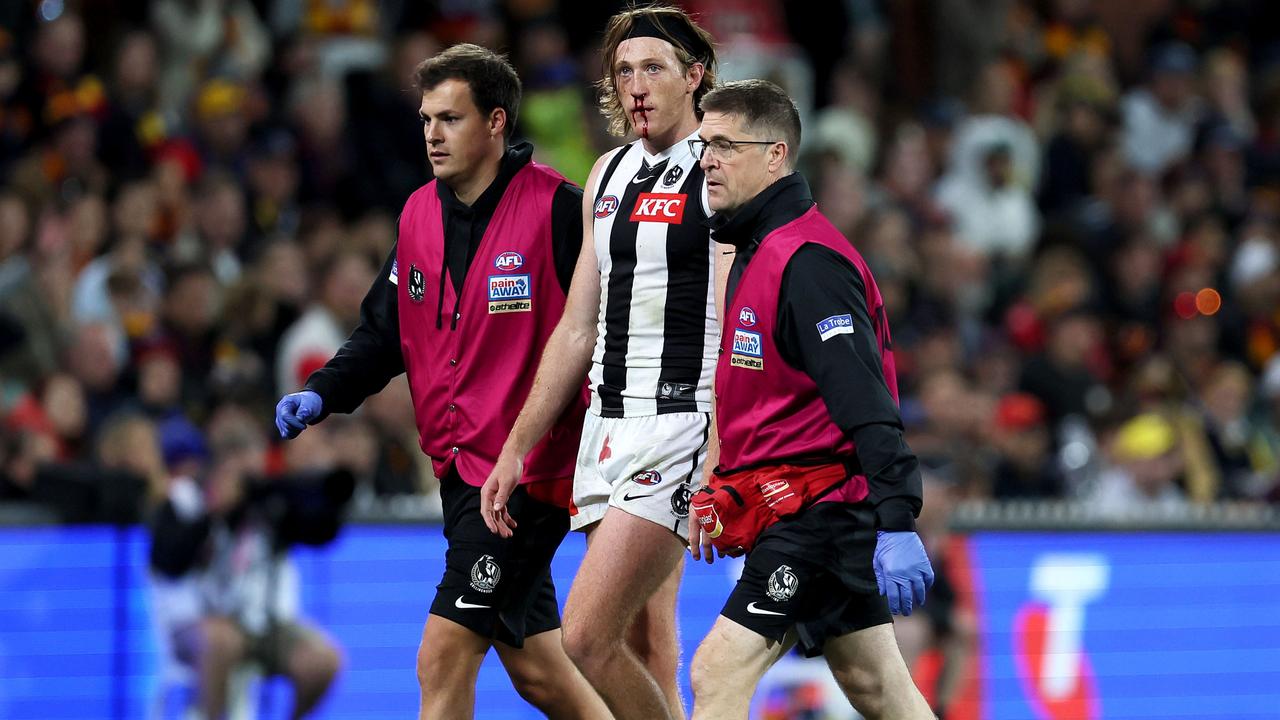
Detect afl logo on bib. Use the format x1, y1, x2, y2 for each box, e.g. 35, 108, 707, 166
594, 195, 619, 219
494, 251, 524, 271
469, 555, 501, 593
739, 307, 757, 327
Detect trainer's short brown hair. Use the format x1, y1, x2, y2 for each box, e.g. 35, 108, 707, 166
597, 5, 717, 137
414, 43, 521, 139
700, 80, 801, 169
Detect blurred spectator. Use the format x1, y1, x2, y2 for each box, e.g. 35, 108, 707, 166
148, 402, 345, 719
938, 140, 1041, 264
1018, 308, 1109, 429
151, 0, 270, 116
1121, 42, 1202, 174
1088, 413, 1188, 516
990, 393, 1063, 499
275, 250, 374, 395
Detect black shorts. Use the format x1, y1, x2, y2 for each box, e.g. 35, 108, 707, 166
721, 501, 891, 657
428, 472, 569, 648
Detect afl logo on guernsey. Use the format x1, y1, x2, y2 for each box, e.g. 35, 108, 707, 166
739, 307, 757, 327
594, 195, 619, 218
494, 251, 524, 271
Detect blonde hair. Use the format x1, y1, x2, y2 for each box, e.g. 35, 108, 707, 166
596, 5, 717, 137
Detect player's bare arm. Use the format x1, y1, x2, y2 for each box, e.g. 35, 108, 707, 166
481, 152, 611, 536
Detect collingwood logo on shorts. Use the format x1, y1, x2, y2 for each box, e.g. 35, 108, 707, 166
670, 484, 691, 518
470, 554, 501, 593
766, 565, 799, 602
730, 328, 764, 370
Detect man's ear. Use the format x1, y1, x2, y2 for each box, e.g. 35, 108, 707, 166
769, 142, 789, 174
490, 107, 507, 138
686, 62, 705, 93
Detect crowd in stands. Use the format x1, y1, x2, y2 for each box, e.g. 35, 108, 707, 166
2, 0, 1280, 524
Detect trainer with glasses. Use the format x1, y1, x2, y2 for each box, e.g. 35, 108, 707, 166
274, 44, 609, 720
686, 79, 936, 720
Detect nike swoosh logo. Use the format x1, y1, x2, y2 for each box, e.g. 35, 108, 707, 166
455, 597, 490, 610
622, 492, 653, 501
746, 602, 785, 616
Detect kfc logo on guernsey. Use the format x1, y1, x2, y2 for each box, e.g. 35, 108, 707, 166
730, 328, 764, 370
630, 193, 687, 224
487, 274, 532, 314
594, 195, 619, 219
494, 251, 524, 271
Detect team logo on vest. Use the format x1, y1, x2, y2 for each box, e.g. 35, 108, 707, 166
730, 328, 764, 370
469, 554, 501, 593
816, 313, 854, 342
739, 306, 757, 327
487, 274, 532, 314
662, 164, 684, 187
631, 469, 662, 486
594, 195, 619, 218
494, 251, 524, 271
670, 484, 691, 518
629, 193, 687, 224
766, 565, 799, 602
407, 264, 426, 303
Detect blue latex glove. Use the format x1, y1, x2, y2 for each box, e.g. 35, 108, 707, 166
874, 530, 935, 616
275, 391, 323, 439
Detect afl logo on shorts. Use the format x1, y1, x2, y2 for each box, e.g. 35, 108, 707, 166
469, 554, 501, 593
407, 264, 426, 304
739, 307, 757, 327
494, 251, 524, 271
670, 485, 691, 518
766, 565, 799, 602
594, 195, 619, 218
631, 469, 662, 486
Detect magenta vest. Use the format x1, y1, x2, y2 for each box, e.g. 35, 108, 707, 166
396, 163, 585, 504
715, 206, 899, 504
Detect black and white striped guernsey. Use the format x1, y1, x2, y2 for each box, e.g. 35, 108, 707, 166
588, 130, 717, 418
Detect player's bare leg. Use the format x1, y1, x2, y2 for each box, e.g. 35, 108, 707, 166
495, 628, 614, 719
823, 623, 935, 719
626, 557, 685, 719
416, 615, 488, 720
689, 616, 795, 720
563, 510, 685, 720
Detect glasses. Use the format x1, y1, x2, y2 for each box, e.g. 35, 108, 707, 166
688, 138, 779, 161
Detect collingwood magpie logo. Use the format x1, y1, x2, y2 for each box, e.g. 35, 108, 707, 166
407, 264, 426, 304
670, 484, 691, 518
662, 164, 683, 187
766, 565, 799, 602
470, 554, 501, 593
